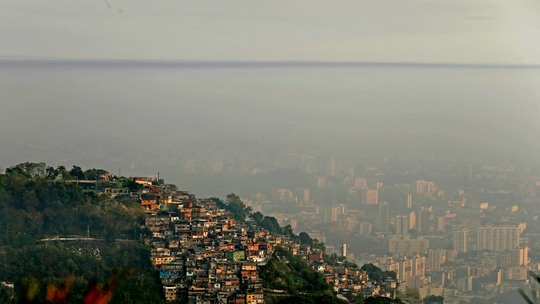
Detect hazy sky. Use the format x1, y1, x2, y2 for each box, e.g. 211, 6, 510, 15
1, 0, 540, 64
2, 1, 540, 174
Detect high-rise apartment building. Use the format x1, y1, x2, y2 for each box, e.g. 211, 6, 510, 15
407, 194, 412, 209
497, 247, 529, 268
358, 222, 373, 236
320, 206, 339, 223
378, 255, 426, 286
395, 215, 409, 235
409, 211, 416, 230
341, 243, 347, 257
453, 229, 469, 253
304, 188, 310, 204
417, 180, 426, 193
477, 226, 521, 251
418, 210, 432, 234
317, 177, 326, 188
426, 182, 436, 193
457, 277, 473, 293
325, 154, 340, 177
437, 215, 445, 232
389, 236, 429, 255
379, 202, 389, 232
428, 249, 446, 272
355, 178, 367, 188
365, 189, 378, 205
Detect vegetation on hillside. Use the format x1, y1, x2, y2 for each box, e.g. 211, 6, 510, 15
0, 162, 168, 304
250, 211, 282, 233
360, 264, 397, 282
208, 193, 252, 221
260, 246, 331, 294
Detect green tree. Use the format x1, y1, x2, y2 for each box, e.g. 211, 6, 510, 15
208, 197, 225, 208
122, 179, 142, 192
282, 224, 296, 238
0, 284, 15, 304
260, 216, 282, 233
0, 162, 168, 303
251, 211, 264, 223
299, 232, 312, 244
260, 246, 333, 295
6, 162, 47, 180
365, 297, 404, 304
423, 295, 444, 304
405, 288, 420, 299
70, 166, 85, 180
224, 193, 251, 221
351, 294, 365, 304
360, 264, 395, 282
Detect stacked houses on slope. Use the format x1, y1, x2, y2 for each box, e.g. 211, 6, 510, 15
137, 182, 397, 303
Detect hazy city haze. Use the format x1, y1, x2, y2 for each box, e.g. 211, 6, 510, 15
2, 0, 540, 194
3, 2, 540, 304
2, 60, 540, 193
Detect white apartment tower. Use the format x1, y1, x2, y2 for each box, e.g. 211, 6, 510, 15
477, 225, 520, 251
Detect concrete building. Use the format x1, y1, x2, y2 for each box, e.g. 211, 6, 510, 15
416, 180, 426, 194
477, 225, 521, 251
395, 215, 409, 235
497, 247, 529, 268
321, 205, 339, 223
355, 178, 367, 188
358, 222, 373, 236
365, 190, 378, 205
428, 249, 446, 272
341, 243, 347, 257
325, 154, 340, 177
453, 229, 469, 253
507, 266, 528, 280
303, 188, 310, 204
457, 276, 473, 293
317, 177, 326, 188
418, 210, 431, 234
419, 284, 443, 299
409, 211, 416, 230
389, 236, 429, 255
437, 215, 445, 232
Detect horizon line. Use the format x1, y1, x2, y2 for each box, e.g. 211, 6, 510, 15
1, 57, 540, 69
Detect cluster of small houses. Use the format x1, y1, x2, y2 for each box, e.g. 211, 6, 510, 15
139, 182, 398, 304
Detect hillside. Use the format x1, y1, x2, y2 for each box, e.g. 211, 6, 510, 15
259, 246, 346, 304
0, 163, 167, 304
